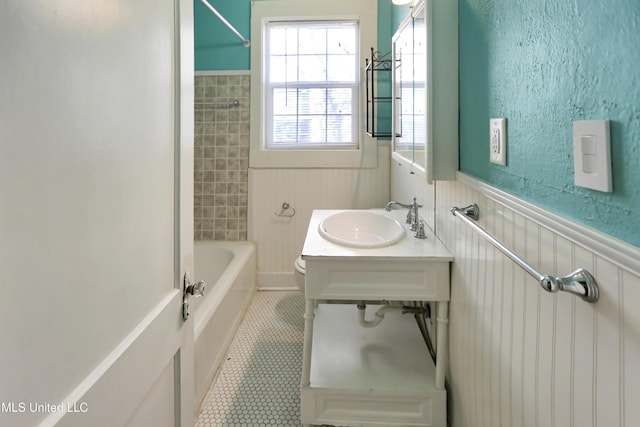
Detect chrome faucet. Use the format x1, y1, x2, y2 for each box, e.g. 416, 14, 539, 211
385, 200, 412, 211
407, 198, 422, 231
385, 198, 423, 232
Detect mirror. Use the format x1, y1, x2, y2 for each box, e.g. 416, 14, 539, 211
393, 15, 414, 164
391, 0, 458, 182
412, 5, 426, 169
392, 1, 428, 175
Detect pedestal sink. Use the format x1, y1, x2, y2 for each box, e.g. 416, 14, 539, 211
317, 210, 405, 248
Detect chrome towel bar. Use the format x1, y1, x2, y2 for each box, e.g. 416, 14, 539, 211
451, 204, 599, 303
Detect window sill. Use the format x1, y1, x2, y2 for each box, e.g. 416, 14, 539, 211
249, 135, 378, 169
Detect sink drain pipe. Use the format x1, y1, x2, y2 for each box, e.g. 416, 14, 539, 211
357, 302, 437, 363
356, 303, 403, 328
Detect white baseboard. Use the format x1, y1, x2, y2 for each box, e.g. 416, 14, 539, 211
257, 272, 296, 289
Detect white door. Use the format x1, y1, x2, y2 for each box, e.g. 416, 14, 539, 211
0, 1, 195, 426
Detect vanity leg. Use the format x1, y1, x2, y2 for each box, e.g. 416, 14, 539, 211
435, 301, 449, 391
301, 298, 315, 387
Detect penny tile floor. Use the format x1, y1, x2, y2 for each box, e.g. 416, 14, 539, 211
195, 291, 305, 427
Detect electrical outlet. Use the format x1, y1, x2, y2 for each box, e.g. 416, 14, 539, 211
490, 118, 507, 166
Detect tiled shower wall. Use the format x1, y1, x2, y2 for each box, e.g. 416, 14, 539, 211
194, 73, 250, 241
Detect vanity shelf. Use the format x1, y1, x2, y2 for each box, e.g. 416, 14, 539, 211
301, 304, 446, 426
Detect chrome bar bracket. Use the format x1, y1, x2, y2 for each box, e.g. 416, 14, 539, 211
540, 268, 599, 303
455, 203, 479, 220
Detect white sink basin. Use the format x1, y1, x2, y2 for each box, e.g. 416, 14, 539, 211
318, 210, 405, 248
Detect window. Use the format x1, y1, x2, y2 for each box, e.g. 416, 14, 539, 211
250, 0, 378, 168
265, 21, 359, 150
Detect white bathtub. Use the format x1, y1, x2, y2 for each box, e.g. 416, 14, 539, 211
193, 241, 256, 410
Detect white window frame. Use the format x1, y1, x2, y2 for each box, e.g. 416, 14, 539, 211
264, 20, 359, 150
250, 0, 378, 168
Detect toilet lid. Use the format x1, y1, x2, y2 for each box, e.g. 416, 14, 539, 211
295, 256, 305, 272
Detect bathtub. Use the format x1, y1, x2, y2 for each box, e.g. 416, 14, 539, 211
193, 241, 256, 410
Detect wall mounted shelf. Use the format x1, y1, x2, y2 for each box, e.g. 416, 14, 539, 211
365, 48, 397, 138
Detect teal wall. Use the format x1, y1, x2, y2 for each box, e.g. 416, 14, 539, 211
376, 2, 412, 137
194, 0, 403, 135
194, 0, 401, 71
195, 0, 640, 247
459, 0, 640, 247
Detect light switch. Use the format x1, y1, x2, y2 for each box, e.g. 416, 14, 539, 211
573, 120, 612, 192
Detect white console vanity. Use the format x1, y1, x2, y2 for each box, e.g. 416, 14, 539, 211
300, 208, 453, 426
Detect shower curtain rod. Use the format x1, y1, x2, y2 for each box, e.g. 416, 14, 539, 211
199, 0, 251, 48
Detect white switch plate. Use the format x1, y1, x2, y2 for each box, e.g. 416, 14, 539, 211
490, 118, 506, 165
573, 119, 612, 192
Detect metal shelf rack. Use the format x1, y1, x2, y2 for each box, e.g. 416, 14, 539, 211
364, 48, 396, 138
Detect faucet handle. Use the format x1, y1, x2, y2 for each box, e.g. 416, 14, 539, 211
408, 197, 421, 230
414, 221, 427, 239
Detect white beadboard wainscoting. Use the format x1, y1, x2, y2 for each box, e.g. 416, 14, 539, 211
433, 173, 640, 427
248, 145, 390, 287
